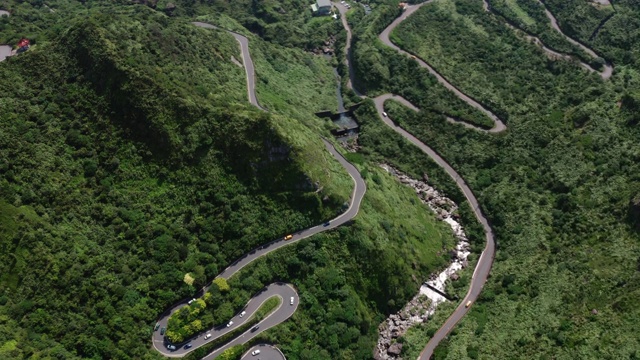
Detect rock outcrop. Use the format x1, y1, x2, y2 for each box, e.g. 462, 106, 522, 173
375, 164, 471, 359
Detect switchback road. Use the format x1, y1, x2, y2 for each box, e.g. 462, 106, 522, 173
335, 2, 498, 359
152, 23, 366, 359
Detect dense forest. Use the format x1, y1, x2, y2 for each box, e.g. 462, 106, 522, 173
347, 0, 640, 358
0, 0, 464, 359
2, 0, 640, 358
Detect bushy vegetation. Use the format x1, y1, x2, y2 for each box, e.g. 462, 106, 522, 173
0, 5, 355, 358
485, 0, 603, 67
0, 1, 461, 359
347, 1, 496, 128
359, 0, 640, 357
544, 0, 640, 68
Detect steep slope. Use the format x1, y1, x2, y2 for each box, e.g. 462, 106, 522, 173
0, 9, 349, 359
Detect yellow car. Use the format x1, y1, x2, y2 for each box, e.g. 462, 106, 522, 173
284, 234, 293, 240
465, 301, 472, 308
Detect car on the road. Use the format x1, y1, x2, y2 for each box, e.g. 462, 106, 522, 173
154, 323, 160, 331
240, 311, 246, 317
160, 327, 166, 335
251, 325, 259, 332
284, 234, 293, 240
465, 300, 472, 308
382, 112, 388, 117
204, 333, 212, 340
324, 221, 330, 227
252, 349, 261, 356
184, 343, 192, 349
227, 321, 234, 327
167, 344, 176, 351
340, 0, 345, 3
290, 296, 295, 305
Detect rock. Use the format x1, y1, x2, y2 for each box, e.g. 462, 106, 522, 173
387, 343, 403, 356
391, 329, 400, 338
451, 273, 460, 281
591, 309, 598, 315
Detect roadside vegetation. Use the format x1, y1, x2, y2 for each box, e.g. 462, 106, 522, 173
0, 1, 460, 359
356, 0, 640, 357
486, 0, 602, 67
347, 0, 497, 128
544, 0, 640, 69
0, 4, 353, 358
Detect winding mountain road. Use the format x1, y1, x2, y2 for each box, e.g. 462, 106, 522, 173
152, 22, 366, 359
482, 0, 613, 79
335, 2, 498, 358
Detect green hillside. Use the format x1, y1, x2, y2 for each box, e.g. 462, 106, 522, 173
375, 0, 640, 358
0, 2, 457, 359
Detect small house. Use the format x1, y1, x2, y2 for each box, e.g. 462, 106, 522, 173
311, 0, 332, 15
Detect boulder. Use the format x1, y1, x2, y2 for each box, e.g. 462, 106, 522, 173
591, 309, 598, 315
387, 343, 403, 356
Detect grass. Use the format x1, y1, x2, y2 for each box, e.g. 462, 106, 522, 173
504, 0, 536, 27
255, 296, 281, 321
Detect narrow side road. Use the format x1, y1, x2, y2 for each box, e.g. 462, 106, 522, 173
482, 0, 613, 79
152, 23, 366, 360
377, 0, 506, 133
536, 0, 613, 79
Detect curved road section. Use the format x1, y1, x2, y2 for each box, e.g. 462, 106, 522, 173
241, 344, 286, 360
536, 0, 613, 79
152, 23, 366, 359
335, 3, 498, 359
378, 0, 506, 132
482, 0, 613, 79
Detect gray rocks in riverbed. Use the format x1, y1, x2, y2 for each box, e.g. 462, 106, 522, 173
387, 343, 403, 356
375, 164, 472, 360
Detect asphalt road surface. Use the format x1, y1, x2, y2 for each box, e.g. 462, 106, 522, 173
336, 3, 499, 358
372, 94, 496, 360
481, 0, 612, 79
241, 344, 285, 360
192, 22, 265, 110
153, 23, 366, 359
535, 0, 613, 79
378, 0, 506, 133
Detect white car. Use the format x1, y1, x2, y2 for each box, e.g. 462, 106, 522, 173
340, 0, 345, 3
290, 297, 295, 305
252, 350, 261, 356
226, 321, 234, 327
187, 298, 196, 305
204, 333, 212, 340
239, 311, 246, 318
382, 112, 388, 117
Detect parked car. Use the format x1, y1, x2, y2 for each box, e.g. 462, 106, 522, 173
184, 343, 192, 349
154, 323, 160, 331
240, 311, 246, 318
204, 333, 212, 340
290, 297, 295, 305
227, 321, 234, 327
252, 349, 261, 356
284, 234, 293, 240
167, 344, 176, 351
160, 327, 166, 335
188, 298, 196, 305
